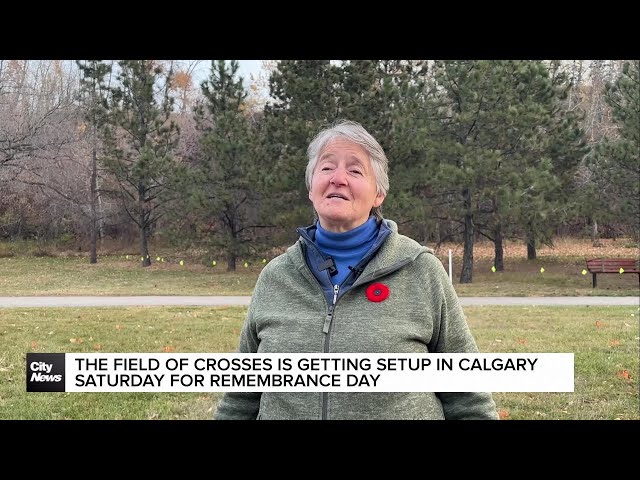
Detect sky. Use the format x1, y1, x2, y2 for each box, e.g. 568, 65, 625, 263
192, 60, 270, 100
236, 60, 264, 81
193, 60, 265, 84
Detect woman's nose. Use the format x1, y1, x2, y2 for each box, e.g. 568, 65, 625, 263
330, 167, 348, 185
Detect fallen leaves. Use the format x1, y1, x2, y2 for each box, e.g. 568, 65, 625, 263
498, 409, 510, 420
595, 320, 605, 328
517, 338, 527, 345
163, 345, 175, 353
617, 370, 632, 381
115, 324, 124, 330
434, 237, 636, 260
69, 338, 83, 343
608, 339, 620, 347
30, 341, 38, 350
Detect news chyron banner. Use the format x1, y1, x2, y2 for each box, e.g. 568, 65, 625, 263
27, 352, 574, 393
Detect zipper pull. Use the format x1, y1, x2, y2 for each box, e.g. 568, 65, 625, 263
323, 285, 340, 335
323, 307, 333, 334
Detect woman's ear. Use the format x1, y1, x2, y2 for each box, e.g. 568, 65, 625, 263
373, 193, 385, 208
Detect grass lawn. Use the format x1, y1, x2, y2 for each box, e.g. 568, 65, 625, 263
0, 256, 258, 296
1, 253, 638, 296
469, 305, 639, 420
1, 306, 637, 420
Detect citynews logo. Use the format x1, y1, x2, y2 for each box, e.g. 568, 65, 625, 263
26, 353, 65, 392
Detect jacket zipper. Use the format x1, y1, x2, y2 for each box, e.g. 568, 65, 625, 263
320, 258, 415, 420
298, 240, 415, 420
322, 284, 340, 334
321, 284, 340, 420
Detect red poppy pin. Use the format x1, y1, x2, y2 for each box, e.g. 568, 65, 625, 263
366, 282, 390, 302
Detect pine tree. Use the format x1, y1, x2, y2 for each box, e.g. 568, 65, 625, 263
593, 60, 640, 239
428, 61, 513, 282
191, 60, 263, 271
102, 60, 180, 267
519, 61, 587, 260
262, 60, 342, 234
76, 60, 112, 264
337, 60, 435, 239
427, 61, 585, 281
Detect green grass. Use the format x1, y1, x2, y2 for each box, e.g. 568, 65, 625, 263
0, 256, 258, 296
0, 306, 245, 420
1, 255, 638, 296
452, 257, 639, 296
470, 306, 639, 420
1, 306, 637, 420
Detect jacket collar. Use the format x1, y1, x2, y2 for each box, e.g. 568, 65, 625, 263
289, 219, 426, 284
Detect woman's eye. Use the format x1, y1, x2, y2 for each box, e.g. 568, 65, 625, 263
350, 170, 362, 175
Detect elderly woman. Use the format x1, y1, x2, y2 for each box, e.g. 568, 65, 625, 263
215, 120, 498, 420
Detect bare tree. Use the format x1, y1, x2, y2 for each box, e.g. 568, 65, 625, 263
0, 60, 78, 177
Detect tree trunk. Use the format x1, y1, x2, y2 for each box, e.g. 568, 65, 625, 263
526, 222, 537, 260
139, 223, 150, 266
227, 225, 237, 271
493, 224, 504, 271
139, 185, 151, 267
527, 238, 537, 260
89, 131, 98, 264
460, 189, 474, 284
97, 180, 105, 246
591, 218, 601, 246
226, 251, 237, 272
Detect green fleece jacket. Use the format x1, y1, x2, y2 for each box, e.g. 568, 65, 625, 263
214, 220, 498, 420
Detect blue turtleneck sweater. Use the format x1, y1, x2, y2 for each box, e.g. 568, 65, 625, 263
315, 217, 379, 286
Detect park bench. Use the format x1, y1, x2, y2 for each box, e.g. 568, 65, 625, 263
585, 258, 640, 288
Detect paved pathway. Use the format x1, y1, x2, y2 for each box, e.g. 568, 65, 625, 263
0, 296, 637, 307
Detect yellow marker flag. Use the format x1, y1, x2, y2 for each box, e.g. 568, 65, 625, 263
156, 257, 160, 261
491, 266, 496, 273
212, 260, 217, 266
161, 258, 165, 263
262, 258, 267, 263
619, 267, 624, 274
126, 255, 129, 260
581, 269, 587, 275
244, 262, 249, 268
540, 267, 545, 273
140, 257, 144, 261
179, 260, 184, 266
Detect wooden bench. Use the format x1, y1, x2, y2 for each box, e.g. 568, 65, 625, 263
585, 258, 640, 288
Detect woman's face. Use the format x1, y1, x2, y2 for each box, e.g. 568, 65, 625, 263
308, 139, 385, 233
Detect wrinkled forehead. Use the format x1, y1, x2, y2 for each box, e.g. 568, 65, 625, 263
319, 138, 370, 162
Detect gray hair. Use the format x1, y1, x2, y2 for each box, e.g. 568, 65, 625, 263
306, 120, 389, 221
